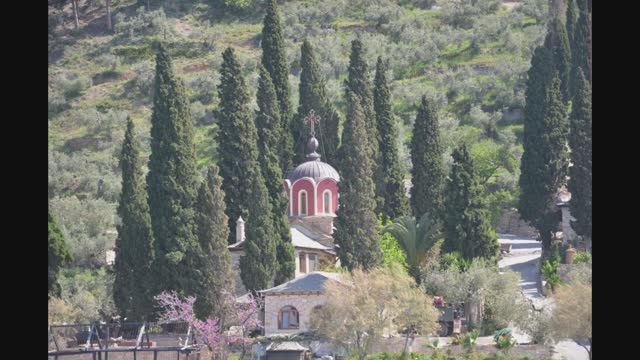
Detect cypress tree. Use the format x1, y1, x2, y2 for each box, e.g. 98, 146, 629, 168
261, 0, 294, 173
410, 96, 445, 219
239, 167, 278, 292
519, 75, 569, 250
568, 69, 591, 241
345, 39, 384, 212
48, 209, 71, 298
334, 91, 382, 270
256, 65, 296, 285
544, 18, 572, 102
566, 0, 577, 48
217, 47, 257, 244
570, 0, 591, 98
114, 118, 155, 321
374, 57, 410, 220
147, 44, 200, 296
216, 48, 277, 292
443, 145, 499, 261
294, 39, 341, 165
193, 166, 234, 320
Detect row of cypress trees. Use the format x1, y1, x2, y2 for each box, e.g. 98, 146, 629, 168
519, 0, 591, 251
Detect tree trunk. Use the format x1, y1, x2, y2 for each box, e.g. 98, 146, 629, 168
106, 0, 112, 31
72, 0, 80, 29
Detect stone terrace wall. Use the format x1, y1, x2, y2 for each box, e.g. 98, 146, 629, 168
497, 209, 537, 238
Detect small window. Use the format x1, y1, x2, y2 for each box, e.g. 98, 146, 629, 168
308, 254, 318, 272
323, 191, 332, 214
278, 306, 299, 329
299, 191, 308, 216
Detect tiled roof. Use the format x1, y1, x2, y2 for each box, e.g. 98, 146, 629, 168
260, 272, 342, 294
291, 227, 331, 251
266, 341, 309, 352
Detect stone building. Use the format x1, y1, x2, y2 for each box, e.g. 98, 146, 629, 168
260, 272, 342, 336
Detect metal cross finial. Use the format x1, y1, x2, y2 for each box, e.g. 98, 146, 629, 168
304, 109, 321, 136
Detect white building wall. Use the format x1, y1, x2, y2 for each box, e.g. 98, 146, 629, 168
263, 293, 327, 336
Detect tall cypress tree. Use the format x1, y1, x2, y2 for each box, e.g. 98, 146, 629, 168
519, 74, 569, 250
294, 39, 341, 165
48, 209, 71, 298
114, 118, 155, 321
239, 167, 278, 292
568, 69, 592, 241
544, 18, 572, 102
147, 44, 200, 296
216, 48, 277, 292
566, 0, 577, 49
570, 0, 591, 98
345, 39, 383, 212
374, 57, 409, 220
217, 47, 258, 244
261, 0, 293, 173
256, 65, 295, 285
193, 166, 234, 320
443, 144, 499, 261
334, 91, 382, 270
410, 96, 445, 219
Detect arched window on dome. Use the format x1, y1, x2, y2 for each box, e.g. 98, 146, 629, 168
299, 190, 308, 216
323, 190, 332, 214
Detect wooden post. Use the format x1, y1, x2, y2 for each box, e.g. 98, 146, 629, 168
154, 350, 158, 360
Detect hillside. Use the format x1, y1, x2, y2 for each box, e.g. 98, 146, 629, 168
48, 0, 548, 291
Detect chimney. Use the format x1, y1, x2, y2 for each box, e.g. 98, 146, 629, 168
236, 216, 245, 243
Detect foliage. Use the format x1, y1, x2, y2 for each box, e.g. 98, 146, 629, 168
422, 259, 529, 330
493, 328, 516, 353
379, 217, 408, 270
383, 212, 441, 284
49, 210, 72, 298
541, 258, 561, 291
146, 43, 200, 296
255, 65, 295, 285
261, 0, 294, 172
53, 72, 92, 99
573, 251, 591, 265
550, 282, 592, 358
113, 118, 155, 321
194, 166, 235, 320
568, 69, 592, 239
155, 291, 262, 359
519, 70, 569, 249
570, 0, 591, 97
444, 144, 499, 261
345, 39, 383, 211
439, 0, 502, 29
562, 262, 591, 285
49, 196, 117, 268
310, 266, 438, 360
55, 268, 117, 323
410, 96, 445, 219
114, 7, 170, 40
375, 57, 410, 219
294, 39, 341, 165
543, 18, 571, 102
334, 92, 382, 270
462, 329, 479, 353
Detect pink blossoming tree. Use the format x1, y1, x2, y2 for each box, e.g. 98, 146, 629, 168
155, 291, 262, 360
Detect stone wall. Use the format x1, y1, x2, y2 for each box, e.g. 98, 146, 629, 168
263, 293, 327, 336
496, 209, 537, 238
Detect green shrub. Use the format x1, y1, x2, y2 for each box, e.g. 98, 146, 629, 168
112, 44, 154, 64
463, 329, 480, 353
541, 258, 561, 291
48, 90, 67, 116
55, 73, 92, 99
573, 251, 592, 264
493, 328, 516, 354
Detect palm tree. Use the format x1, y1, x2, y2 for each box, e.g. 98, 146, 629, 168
383, 212, 441, 284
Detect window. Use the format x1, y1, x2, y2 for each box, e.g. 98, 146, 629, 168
323, 191, 332, 214
278, 306, 299, 329
299, 252, 306, 273
299, 190, 308, 216
308, 254, 318, 271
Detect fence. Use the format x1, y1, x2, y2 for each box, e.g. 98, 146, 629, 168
48, 321, 202, 360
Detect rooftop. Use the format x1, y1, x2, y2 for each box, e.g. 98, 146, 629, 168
260, 271, 343, 295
